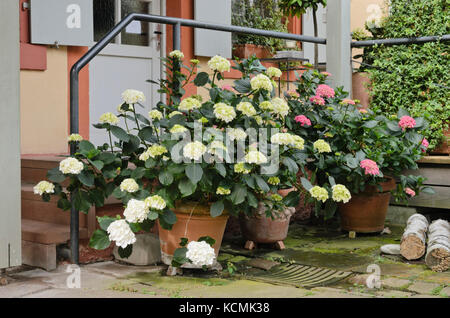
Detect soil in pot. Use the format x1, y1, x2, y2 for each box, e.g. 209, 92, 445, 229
157, 201, 229, 266
338, 177, 396, 233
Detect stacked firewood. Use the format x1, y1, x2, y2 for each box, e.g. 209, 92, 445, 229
400, 214, 449, 272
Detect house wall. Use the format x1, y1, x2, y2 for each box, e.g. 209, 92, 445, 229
20, 47, 69, 154
0, 0, 22, 269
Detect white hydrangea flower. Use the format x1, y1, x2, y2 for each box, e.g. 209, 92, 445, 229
59, 157, 84, 175
144, 195, 167, 210
148, 109, 163, 120
170, 124, 188, 134
183, 141, 207, 160
186, 241, 216, 266
67, 134, 83, 142
271, 97, 290, 117
213, 103, 236, 123
271, 132, 294, 145
259, 101, 273, 111
122, 89, 145, 105
236, 101, 257, 117
120, 178, 139, 193
216, 187, 231, 195
234, 162, 251, 174
313, 139, 332, 153
123, 199, 149, 223
178, 97, 202, 111
139, 145, 168, 161
33, 181, 55, 195
168, 111, 183, 118
245, 150, 267, 165
309, 186, 329, 203
207, 55, 231, 73
107, 219, 136, 248
267, 67, 282, 78
291, 135, 305, 150
250, 74, 273, 92
99, 112, 119, 125
169, 50, 184, 59
332, 184, 352, 203
227, 128, 247, 141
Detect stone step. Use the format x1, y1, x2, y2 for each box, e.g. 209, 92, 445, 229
21, 219, 88, 245
21, 183, 88, 227
21, 155, 67, 184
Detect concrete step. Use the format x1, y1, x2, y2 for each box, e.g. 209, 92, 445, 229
21, 183, 88, 227
21, 155, 67, 184
21, 219, 88, 245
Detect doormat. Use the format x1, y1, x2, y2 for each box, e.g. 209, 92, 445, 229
246, 263, 353, 288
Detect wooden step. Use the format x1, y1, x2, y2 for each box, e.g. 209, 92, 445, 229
21, 155, 67, 184
21, 219, 88, 245
22, 183, 87, 227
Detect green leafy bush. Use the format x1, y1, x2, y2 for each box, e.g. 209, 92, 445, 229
359, 0, 450, 150
231, 0, 288, 52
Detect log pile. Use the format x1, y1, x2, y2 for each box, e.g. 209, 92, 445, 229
400, 214, 429, 260
425, 219, 450, 272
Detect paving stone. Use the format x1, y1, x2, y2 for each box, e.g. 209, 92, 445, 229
311, 286, 375, 298
347, 274, 370, 286
407, 281, 441, 294
440, 286, 450, 297
246, 258, 279, 271
375, 290, 413, 298
381, 277, 411, 289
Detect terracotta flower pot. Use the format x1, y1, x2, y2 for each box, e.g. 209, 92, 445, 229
232, 44, 272, 59
338, 177, 396, 233
239, 202, 295, 249
431, 128, 450, 155
157, 201, 229, 266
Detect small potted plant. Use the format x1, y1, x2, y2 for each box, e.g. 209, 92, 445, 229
232, 0, 288, 59
284, 70, 435, 232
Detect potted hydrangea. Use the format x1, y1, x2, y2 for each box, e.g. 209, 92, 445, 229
32, 52, 306, 271
284, 69, 434, 232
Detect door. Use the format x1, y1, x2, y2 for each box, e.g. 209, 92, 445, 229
89, 0, 162, 146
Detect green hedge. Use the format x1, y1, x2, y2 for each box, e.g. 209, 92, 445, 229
363, 0, 449, 149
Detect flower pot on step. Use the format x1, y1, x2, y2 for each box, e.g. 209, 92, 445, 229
157, 201, 229, 267
352, 72, 371, 109
338, 177, 396, 233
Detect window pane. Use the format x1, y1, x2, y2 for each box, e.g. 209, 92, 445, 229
93, 0, 115, 42
121, 0, 149, 46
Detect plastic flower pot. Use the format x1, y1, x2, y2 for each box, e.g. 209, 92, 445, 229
338, 177, 396, 233
157, 201, 229, 267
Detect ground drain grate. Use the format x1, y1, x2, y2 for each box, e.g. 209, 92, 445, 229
246, 263, 353, 288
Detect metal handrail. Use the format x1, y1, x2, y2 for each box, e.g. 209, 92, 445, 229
69, 13, 327, 264
351, 34, 450, 47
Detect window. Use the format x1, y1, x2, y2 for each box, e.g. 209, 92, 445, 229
93, 0, 150, 46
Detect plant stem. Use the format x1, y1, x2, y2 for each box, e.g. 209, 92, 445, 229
312, 10, 319, 70
131, 106, 148, 147
108, 129, 114, 154
124, 116, 130, 133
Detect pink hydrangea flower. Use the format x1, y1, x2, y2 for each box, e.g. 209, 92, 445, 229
405, 188, 416, 197
309, 95, 325, 106
221, 84, 234, 91
360, 159, 380, 176
359, 108, 368, 114
421, 138, 429, 152
342, 99, 356, 105
294, 115, 312, 127
316, 84, 335, 98
398, 116, 416, 131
